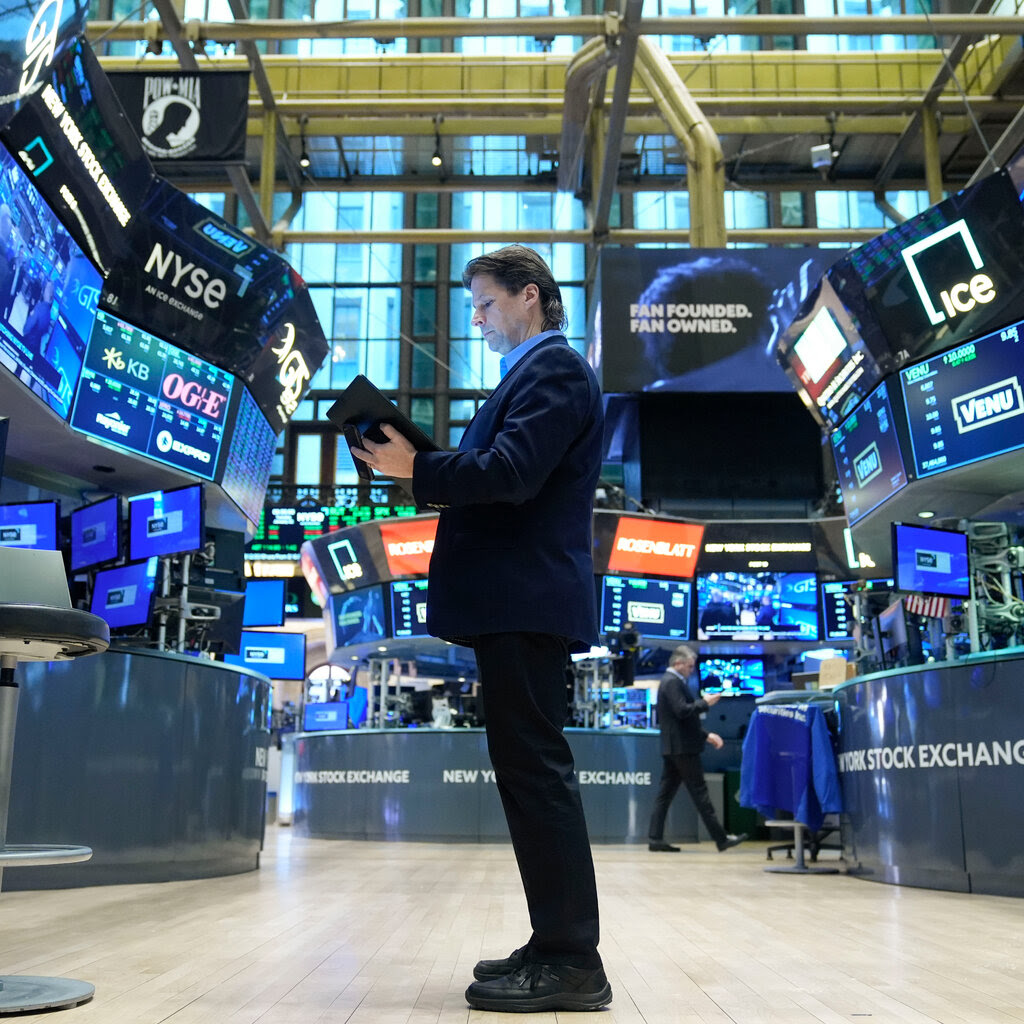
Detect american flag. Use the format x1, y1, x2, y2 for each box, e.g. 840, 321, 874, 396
904, 594, 951, 619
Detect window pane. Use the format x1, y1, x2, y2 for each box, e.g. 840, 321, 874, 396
412, 342, 436, 389
410, 397, 434, 437
294, 434, 322, 483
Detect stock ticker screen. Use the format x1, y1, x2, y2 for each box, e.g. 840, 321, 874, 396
899, 317, 1024, 478
246, 501, 420, 560
830, 379, 909, 524
70, 308, 233, 479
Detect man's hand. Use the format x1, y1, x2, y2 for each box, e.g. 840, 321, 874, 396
706, 731, 724, 750
351, 422, 417, 479
703, 692, 722, 706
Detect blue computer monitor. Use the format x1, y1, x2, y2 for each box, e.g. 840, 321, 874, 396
891, 522, 970, 598
699, 656, 765, 697
819, 577, 894, 641
90, 557, 159, 630
69, 495, 120, 571
327, 587, 386, 649
242, 578, 287, 627
0, 500, 59, 550
600, 575, 692, 642
696, 570, 819, 640
390, 579, 429, 638
128, 484, 204, 561
224, 630, 307, 680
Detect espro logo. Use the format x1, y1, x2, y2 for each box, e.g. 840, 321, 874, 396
853, 441, 882, 487
902, 220, 995, 326
951, 376, 1024, 434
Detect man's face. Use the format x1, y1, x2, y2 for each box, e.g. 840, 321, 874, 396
676, 656, 695, 676
469, 273, 535, 356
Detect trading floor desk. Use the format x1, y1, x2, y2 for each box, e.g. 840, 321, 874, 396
835, 649, 1024, 896
4, 647, 271, 890
287, 728, 738, 843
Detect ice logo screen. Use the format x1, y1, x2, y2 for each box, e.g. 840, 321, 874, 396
902, 220, 995, 326
106, 585, 135, 607
915, 548, 952, 574
243, 644, 285, 664
951, 376, 1024, 433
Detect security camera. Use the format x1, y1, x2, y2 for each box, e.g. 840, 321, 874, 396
810, 142, 834, 178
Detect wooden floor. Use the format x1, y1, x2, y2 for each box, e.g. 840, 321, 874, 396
3, 826, 1023, 1024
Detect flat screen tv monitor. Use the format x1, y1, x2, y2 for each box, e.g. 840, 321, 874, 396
600, 575, 692, 642
699, 656, 765, 697
899, 316, 1024, 479
891, 522, 970, 598
128, 484, 204, 561
0, 143, 102, 420
242, 578, 286, 628
90, 557, 159, 631
224, 630, 307, 680
819, 577, 894, 642
0, 500, 59, 550
327, 586, 386, 650
69, 495, 121, 571
829, 379, 909, 525
390, 579, 429, 639
696, 570, 819, 641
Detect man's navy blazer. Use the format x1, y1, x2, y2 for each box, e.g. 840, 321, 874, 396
656, 670, 711, 756
411, 334, 603, 652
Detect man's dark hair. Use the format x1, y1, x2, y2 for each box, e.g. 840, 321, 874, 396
462, 244, 567, 332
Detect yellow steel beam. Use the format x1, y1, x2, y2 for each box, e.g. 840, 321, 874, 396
85, 14, 1024, 43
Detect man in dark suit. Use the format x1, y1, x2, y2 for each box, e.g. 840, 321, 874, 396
351, 245, 610, 1013
648, 643, 747, 853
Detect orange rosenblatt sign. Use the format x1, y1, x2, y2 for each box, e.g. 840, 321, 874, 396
379, 518, 438, 576
607, 517, 704, 578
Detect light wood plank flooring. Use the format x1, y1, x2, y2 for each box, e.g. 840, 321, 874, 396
2, 826, 1022, 1024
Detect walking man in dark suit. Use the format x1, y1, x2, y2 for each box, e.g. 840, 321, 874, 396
648, 644, 748, 853
350, 245, 610, 1013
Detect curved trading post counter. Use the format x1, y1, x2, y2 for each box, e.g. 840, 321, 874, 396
835, 649, 1024, 896
5, 648, 271, 891
287, 727, 743, 843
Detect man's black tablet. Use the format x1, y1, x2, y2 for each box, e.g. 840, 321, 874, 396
326, 374, 440, 452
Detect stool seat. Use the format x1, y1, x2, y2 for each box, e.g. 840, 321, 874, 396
0, 605, 109, 663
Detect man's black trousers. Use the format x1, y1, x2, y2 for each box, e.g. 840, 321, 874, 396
648, 752, 728, 847
473, 631, 601, 969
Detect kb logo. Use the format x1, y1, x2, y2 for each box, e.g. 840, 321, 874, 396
101, 346, 150, 382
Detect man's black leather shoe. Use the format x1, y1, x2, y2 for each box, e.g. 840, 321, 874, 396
473, 945, 529, 981
717, 833, 748, 851
648, 841, 681, 852
465, 963, 612, 1012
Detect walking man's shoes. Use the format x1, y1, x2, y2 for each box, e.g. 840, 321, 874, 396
648, 841, 681, 852
465, 963, 613, 1012
717, 833, 748, 851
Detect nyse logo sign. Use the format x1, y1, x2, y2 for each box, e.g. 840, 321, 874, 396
902, 220, 996, 326
853, 442, 882, 487
952, 377, 1024, 434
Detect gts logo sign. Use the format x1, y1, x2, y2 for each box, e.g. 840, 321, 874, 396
144, 242, 228, 309
952, 377, 1024, 433
853, 442, 882, 487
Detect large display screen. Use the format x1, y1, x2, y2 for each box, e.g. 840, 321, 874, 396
819, 577, 894, 641
128, 484, 204, 561
0, 499, 58, 549
774, 274, 885, 427
0, 37, 155, 275
599, 575, 692, 642
602, 515, 703, 578
217, 385, 277, 527
390, 579, 429, 639
891, 522, 970, 598
327, 586, 386, 649
90, 557, 159, 630
899, 318, 1024, 478
831, 170, 1024, 366
830, 379, 909, 524
0, 144, 102, 418
70, 494, 120, 571
696, 570, 819, 640
224, 629, 307, 680
70, 309, 236, 479
698, 656, 765, 697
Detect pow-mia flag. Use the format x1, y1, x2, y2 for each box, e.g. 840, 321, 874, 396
109, 70, 249, 163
